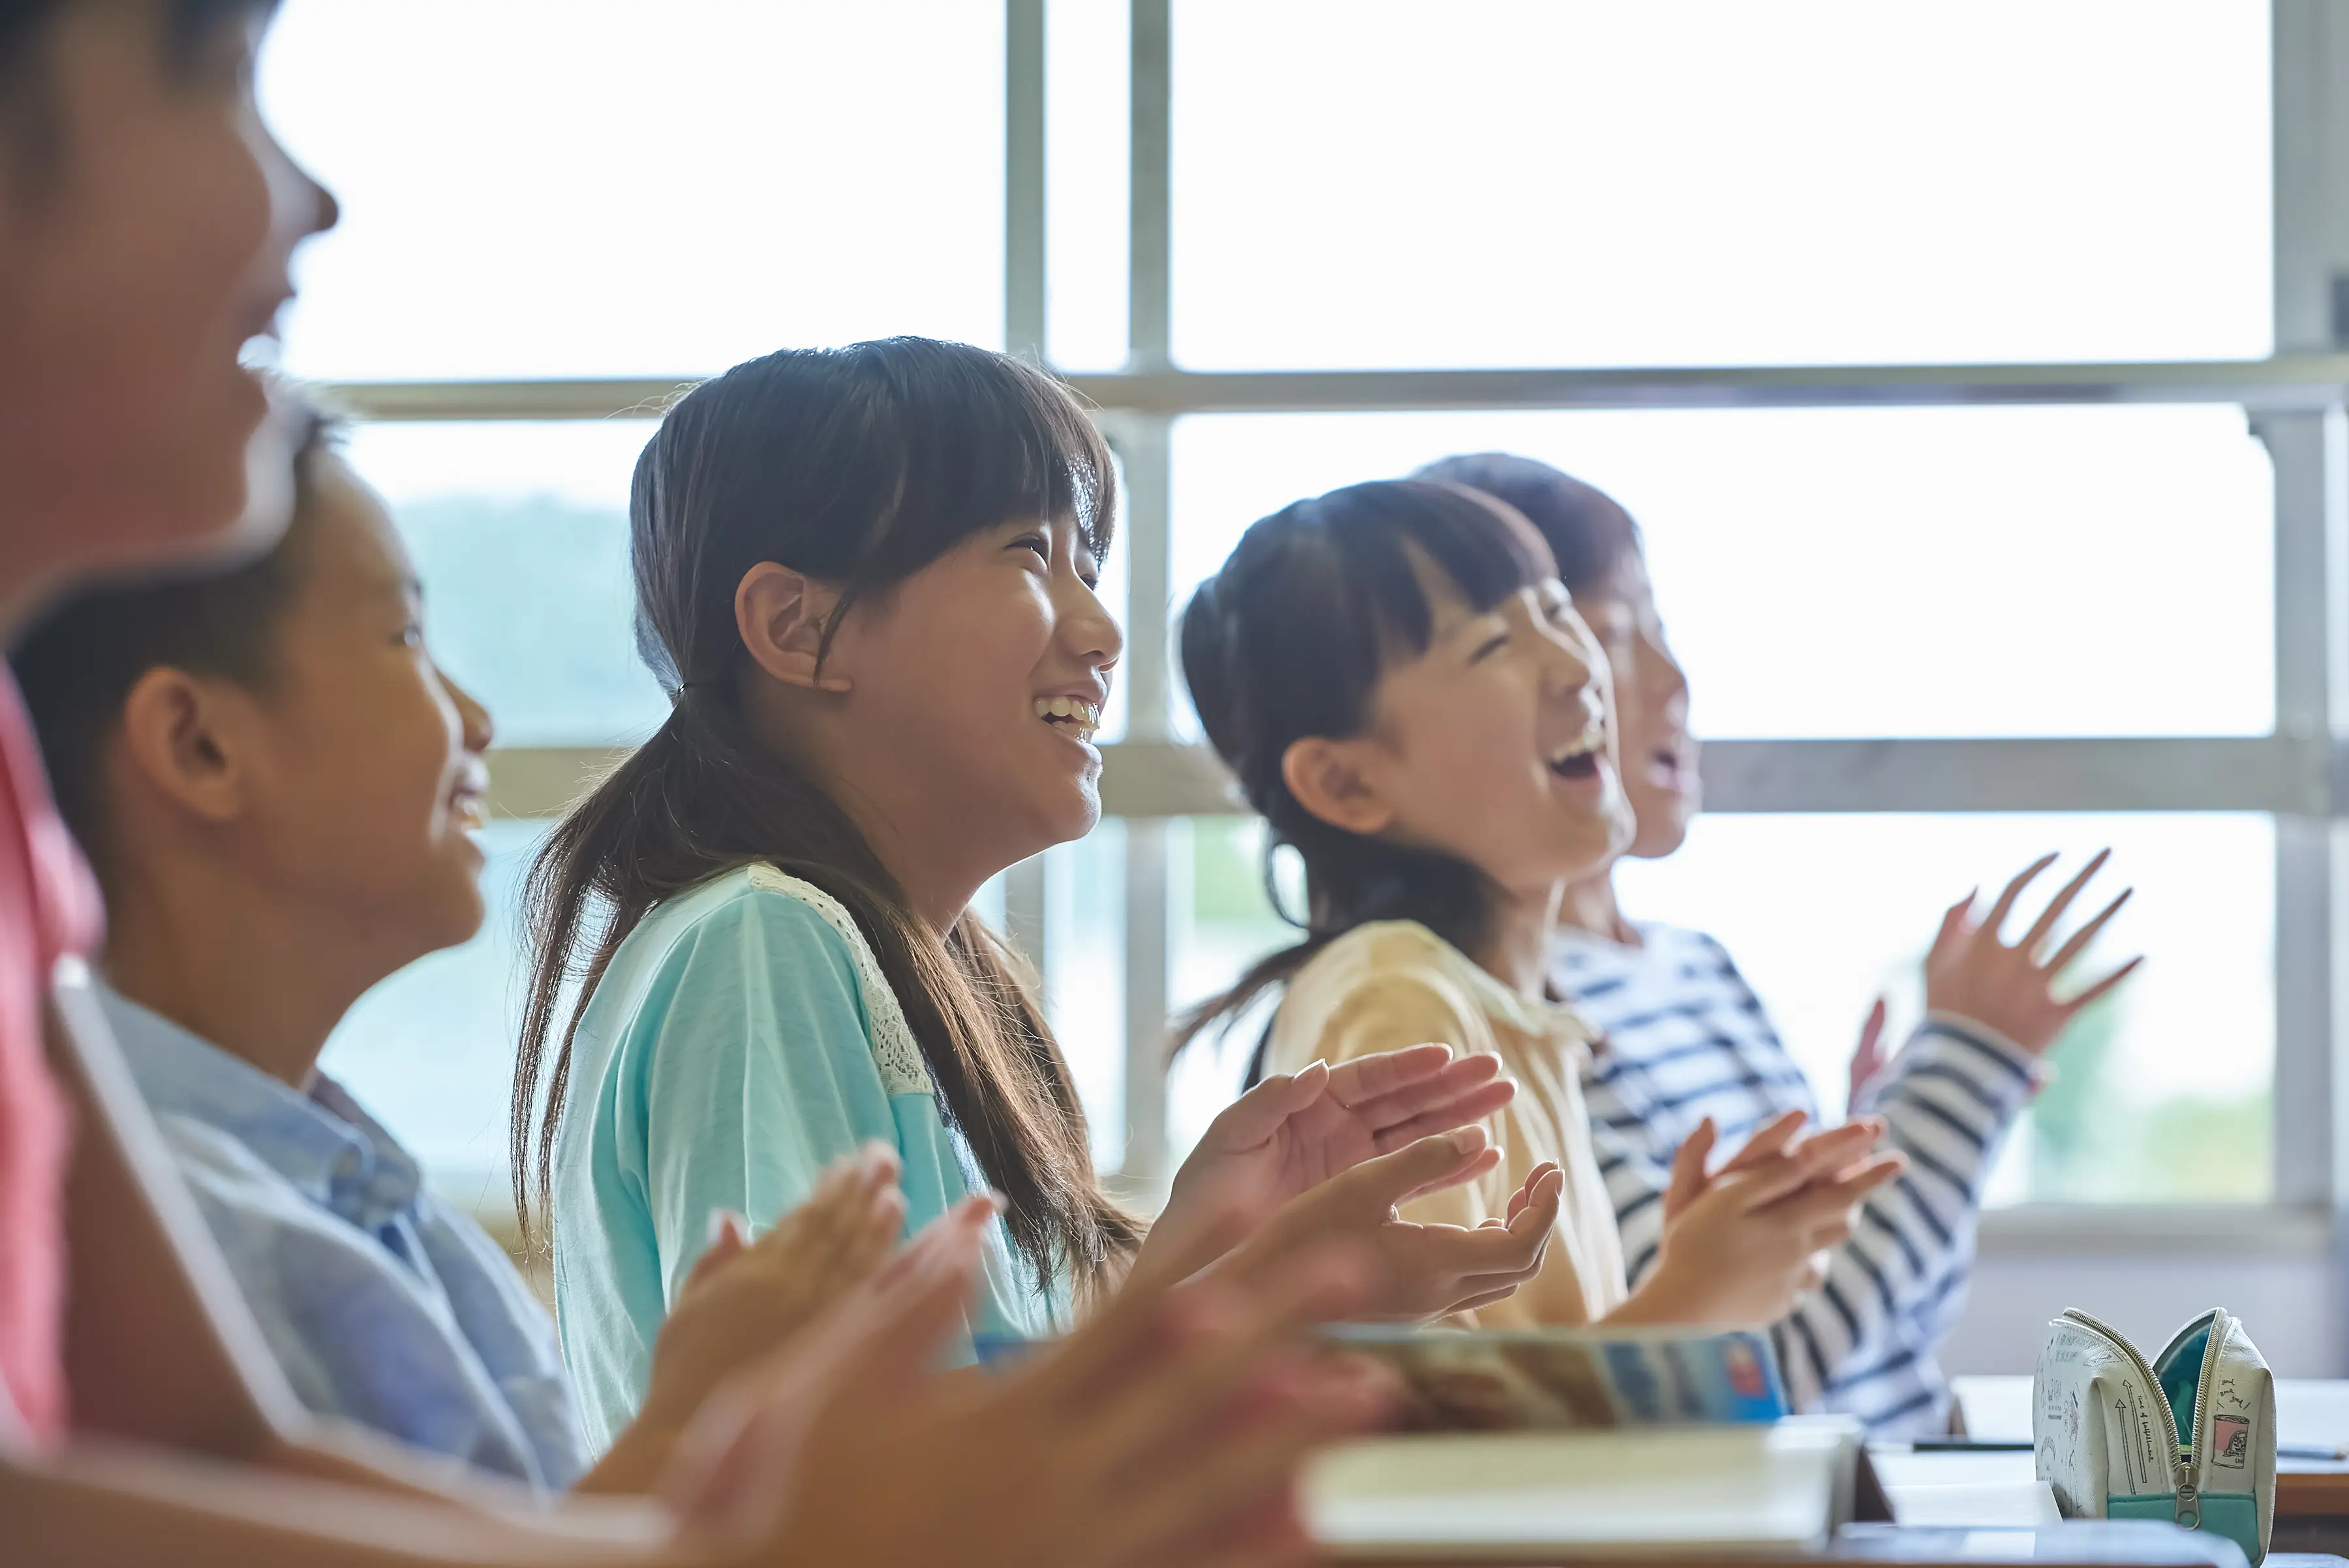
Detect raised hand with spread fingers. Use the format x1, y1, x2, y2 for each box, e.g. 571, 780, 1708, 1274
1923, 849, 2141, 1058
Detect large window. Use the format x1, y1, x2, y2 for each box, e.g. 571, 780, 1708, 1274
341, 422, 662, 748
1168, 1, 2270, 370
275, 1, 2315, 1221
1169, 407, 2277, 741
262, 1, 1006, 379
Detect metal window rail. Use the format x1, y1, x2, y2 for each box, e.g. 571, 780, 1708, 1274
326, 357, 2349, 423
480, 734, 2341, 825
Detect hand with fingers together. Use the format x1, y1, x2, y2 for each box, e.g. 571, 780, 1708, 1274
1150, 1043, 1518, 1274
1928, 849, 2142, 1056
1847, 997, 1890, 1117
1610, 1110, 1905, 1329
662, 1178, 1392, 1568
585, 1143, 909, 1494
1221, 1126, 1567, 1322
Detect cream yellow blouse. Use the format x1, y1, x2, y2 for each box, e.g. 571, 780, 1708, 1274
1262, 919, 1627, 1327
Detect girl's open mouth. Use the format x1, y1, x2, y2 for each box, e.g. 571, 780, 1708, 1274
450, 789, 489, 835
1546, 729, 1604, 781
1649, 743, 1696, 793
1034, 695, 1102, 745
448, 761, 491, 833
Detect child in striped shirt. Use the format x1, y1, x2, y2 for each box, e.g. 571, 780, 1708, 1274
1416, 452, 2139, 1437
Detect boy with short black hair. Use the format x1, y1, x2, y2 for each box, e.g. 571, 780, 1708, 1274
16, 410, 912, 1493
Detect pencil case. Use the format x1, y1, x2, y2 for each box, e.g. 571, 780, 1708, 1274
2033, 1306, 2275, 1564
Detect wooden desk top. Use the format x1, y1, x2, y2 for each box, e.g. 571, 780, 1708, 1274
2282, 1467, 2349, 1516
1958, 1376, 2349, 1518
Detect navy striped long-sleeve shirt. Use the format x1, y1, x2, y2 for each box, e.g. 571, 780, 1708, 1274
1554, 923, 2038, 1438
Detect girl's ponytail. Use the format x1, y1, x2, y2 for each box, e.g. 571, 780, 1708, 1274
510, 701, 695, 1244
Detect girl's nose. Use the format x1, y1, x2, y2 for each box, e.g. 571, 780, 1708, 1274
439, 664, 496, 754
1646, 628, 1690, 706
1539, 609, 1602, 695
1063, 572, 1125, 672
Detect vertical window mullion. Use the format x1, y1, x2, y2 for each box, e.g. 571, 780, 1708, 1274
1115, 0, 1176, 1192
1005, 0, 1047, 363
1001, 0, 1051, 991
2265, 410, 2335, 1208
2268, 0, 2349, 1214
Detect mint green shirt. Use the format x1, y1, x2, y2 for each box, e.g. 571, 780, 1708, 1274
551, 864, 1065, 1451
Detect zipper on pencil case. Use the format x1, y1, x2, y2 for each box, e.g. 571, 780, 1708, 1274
2060, 1306, 2202, 1529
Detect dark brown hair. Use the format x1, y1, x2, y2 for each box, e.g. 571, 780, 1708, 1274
0, 0, 275, 72
13, 401, 335, 874
0, 1, 279, 196
1409, 453, 1642, 596
1173, 479, 1554, 1073
512, 337, 1141, 1293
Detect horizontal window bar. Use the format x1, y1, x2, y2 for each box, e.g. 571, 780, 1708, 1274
482, 735, 2333, 822
1701, 736, 2326, 815
1975, 1205, 2332, 1257
325, 358, 2349, 423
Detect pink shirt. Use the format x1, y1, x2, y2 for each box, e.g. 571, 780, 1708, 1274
0, 672, 99, 1445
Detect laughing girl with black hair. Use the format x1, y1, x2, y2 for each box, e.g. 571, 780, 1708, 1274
1177, 476, 1906, 1334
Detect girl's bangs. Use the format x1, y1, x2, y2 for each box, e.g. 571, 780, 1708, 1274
1323, 480, 1554, 662
866, 340, 1118, 571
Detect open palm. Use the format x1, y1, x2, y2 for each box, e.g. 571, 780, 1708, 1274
1166, 1044, 1517, 1219
1926, 849, 2141, 1055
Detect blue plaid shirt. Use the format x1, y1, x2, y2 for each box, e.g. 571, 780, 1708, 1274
101, 985, 588, 1488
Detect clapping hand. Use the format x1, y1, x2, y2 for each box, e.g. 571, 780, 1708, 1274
1615, 1111, 1903, 1329
1153, 1043, 1516, 1272
662, 1182, 1391, 1568
586, 1145, 907, 1492
1223, 1128, 1565, 1322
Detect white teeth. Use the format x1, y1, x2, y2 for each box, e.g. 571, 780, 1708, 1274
1034, 696, 1103, 731
452, 795, 488, 831
1549, 729, 1604, 767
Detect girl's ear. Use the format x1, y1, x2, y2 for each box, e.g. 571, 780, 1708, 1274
115, 668, 254, 829
735, 562, 852, 694
1281, 736, 1394, 837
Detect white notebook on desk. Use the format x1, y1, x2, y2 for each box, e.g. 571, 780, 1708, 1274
1304, 1419, 1865, 1559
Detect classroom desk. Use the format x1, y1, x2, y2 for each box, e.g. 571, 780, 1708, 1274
1312, 1531, 2320, 1567
1953, 1375, 2349, 1544
1304, 1445, 2346, 1566
1306, 1447, 2307, 1565
1297, 1381, 2349, 1567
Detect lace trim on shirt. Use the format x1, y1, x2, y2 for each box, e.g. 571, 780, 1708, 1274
743, 864, 934, 1098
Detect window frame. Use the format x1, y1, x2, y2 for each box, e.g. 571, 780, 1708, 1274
325, 0, 2345, 1242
